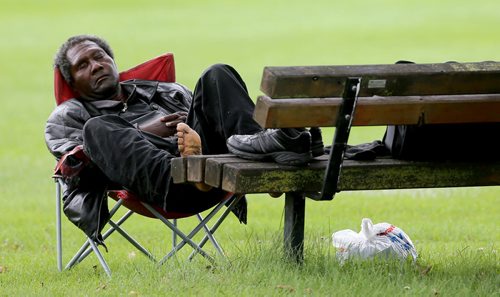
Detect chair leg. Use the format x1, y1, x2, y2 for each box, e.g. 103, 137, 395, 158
172, 219, 177, 248
141, 203, 216, 265
88, 239, 112, 277
162, 202, 230, 263
69, 209, 134, 267
108, 220, 156, 261
55, 178, 63, 272
65, 201, 129, 267
65, 239, 92, 270
188, 195, 243, 260
197, 213, 224, 256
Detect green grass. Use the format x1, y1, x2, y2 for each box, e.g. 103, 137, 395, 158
0, 0, 499, 296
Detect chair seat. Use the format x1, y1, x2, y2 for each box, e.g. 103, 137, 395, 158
108, 190, 193, 219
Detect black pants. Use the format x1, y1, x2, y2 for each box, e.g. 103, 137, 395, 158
82, 64, 262, 213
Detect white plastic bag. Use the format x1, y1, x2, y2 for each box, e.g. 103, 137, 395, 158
332, 218, 417, 263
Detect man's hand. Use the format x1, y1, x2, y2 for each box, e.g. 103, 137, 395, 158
139, 111, 187, 137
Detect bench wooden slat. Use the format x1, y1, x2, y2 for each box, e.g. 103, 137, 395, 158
186, 154, 236, 183
186, 155, 210, 183
261, 62, 500, 98
205, 156, 254, 188
254, 94, 500, 128
171, 155, 235, 184
218, 158, 500, 194
171, 157, 187, 183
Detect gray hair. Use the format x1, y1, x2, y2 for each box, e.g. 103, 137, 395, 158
54, 34, 114, 85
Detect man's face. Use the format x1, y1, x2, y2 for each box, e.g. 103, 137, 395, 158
67, 41, 119, 101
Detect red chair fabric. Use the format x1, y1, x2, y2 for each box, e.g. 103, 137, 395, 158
54, 53, 175, 105
108, 190, 233, 219
108, 190, 191, 219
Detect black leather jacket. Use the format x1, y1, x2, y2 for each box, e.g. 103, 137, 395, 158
45, 80, 193, 243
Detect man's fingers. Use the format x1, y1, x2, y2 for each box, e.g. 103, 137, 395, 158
159, 115, 171, 122
160, 114, 178, 122
161, 111, 188, 122
165, 118, 186, 127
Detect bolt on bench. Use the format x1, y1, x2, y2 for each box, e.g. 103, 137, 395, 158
172, 61, 500, 262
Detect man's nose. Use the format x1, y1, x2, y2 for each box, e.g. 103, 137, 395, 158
90, 60, 103, 74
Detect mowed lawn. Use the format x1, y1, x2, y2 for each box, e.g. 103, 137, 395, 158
0, 0, 498, 296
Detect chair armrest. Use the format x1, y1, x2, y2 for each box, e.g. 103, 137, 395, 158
53, 145, 90, 178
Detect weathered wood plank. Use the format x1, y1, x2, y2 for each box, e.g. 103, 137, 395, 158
261, 62, 500, 98
172, 155, 235, 184
186, 155, 208, 183
254, 94, 500, 128
219, 158, 500, 194
205, 156, 254, 188
171, 157, 187, 183
184, 154, 235, 183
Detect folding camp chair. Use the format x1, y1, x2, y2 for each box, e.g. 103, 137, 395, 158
53, 53, 242, 277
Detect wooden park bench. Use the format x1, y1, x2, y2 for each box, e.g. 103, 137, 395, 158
172, 61, 500, 262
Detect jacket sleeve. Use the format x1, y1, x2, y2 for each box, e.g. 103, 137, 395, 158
45, 99, 90, 159
46, 100, 110, 244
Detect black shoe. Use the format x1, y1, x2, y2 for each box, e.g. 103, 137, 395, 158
227, 129, 312, 165
309, 127, 325, 157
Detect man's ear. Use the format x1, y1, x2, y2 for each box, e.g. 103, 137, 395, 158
68, 78, 81, 98
67, 75, 78, 91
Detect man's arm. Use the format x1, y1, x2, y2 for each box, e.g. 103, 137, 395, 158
45, 99, 90, 159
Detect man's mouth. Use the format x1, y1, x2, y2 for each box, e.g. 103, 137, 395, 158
95, 75, 109, 85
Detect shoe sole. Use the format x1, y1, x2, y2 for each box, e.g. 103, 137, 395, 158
227, 144, 312, 166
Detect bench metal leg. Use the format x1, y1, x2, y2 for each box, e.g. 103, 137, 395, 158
284, 192, 305, 263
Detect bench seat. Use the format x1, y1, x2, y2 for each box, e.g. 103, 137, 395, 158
172, 155, 500, 194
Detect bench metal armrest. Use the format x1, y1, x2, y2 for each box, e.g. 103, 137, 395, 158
309, 77, 360, 200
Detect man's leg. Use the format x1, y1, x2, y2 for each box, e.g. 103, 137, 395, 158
82, 115, 224, 213
185, 64, 318, 166
186, 63, 262, 155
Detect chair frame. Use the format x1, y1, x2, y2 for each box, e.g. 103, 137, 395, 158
55, 176, 241, 277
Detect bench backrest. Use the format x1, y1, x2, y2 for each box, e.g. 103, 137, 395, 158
254, 61, 500, 128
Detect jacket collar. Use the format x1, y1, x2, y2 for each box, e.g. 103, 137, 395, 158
81, 79, 160, 109
121, 79, 159, 103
